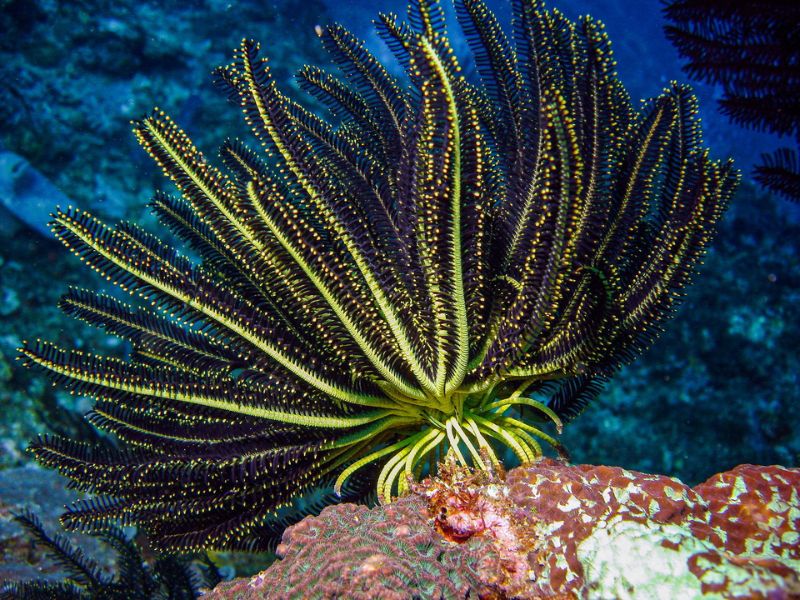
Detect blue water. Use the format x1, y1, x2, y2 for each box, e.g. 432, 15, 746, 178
322, 0, 785, 175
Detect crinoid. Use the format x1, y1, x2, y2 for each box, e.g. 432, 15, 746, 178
20, 0, 738, 551
664, 0, 800, 201
0, 510, 222, 599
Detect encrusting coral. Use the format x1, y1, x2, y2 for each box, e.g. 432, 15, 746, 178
19, 0, 737, 553
206, 457, 800, 599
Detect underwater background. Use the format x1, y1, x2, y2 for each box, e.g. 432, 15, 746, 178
0, 0, 798, 585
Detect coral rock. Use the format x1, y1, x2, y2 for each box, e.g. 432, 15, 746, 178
206, 459, 800, 599
206, 500, 497, 599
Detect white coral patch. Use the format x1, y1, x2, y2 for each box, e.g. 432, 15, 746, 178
557, 494, 582, 513
576, 516, 787, 599
577, 518, 705, 599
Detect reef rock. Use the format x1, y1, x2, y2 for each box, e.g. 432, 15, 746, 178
206, 458, 800, 599
0, 148, 71, 238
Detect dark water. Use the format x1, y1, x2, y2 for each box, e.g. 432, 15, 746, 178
0, 0, 797, 573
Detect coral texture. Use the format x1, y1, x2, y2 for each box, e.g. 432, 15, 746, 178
206, 459, 800, 599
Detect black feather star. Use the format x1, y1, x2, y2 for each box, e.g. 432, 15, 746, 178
0, 509, 222, 599
663, 0, 800, 201
20, 0, 738, 552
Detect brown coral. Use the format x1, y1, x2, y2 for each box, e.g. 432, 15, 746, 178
206, 459, 800, 599
206, 499, 499, 599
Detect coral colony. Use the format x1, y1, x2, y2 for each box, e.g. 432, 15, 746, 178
21, 0, 738, 557
206, 460, 800, 598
